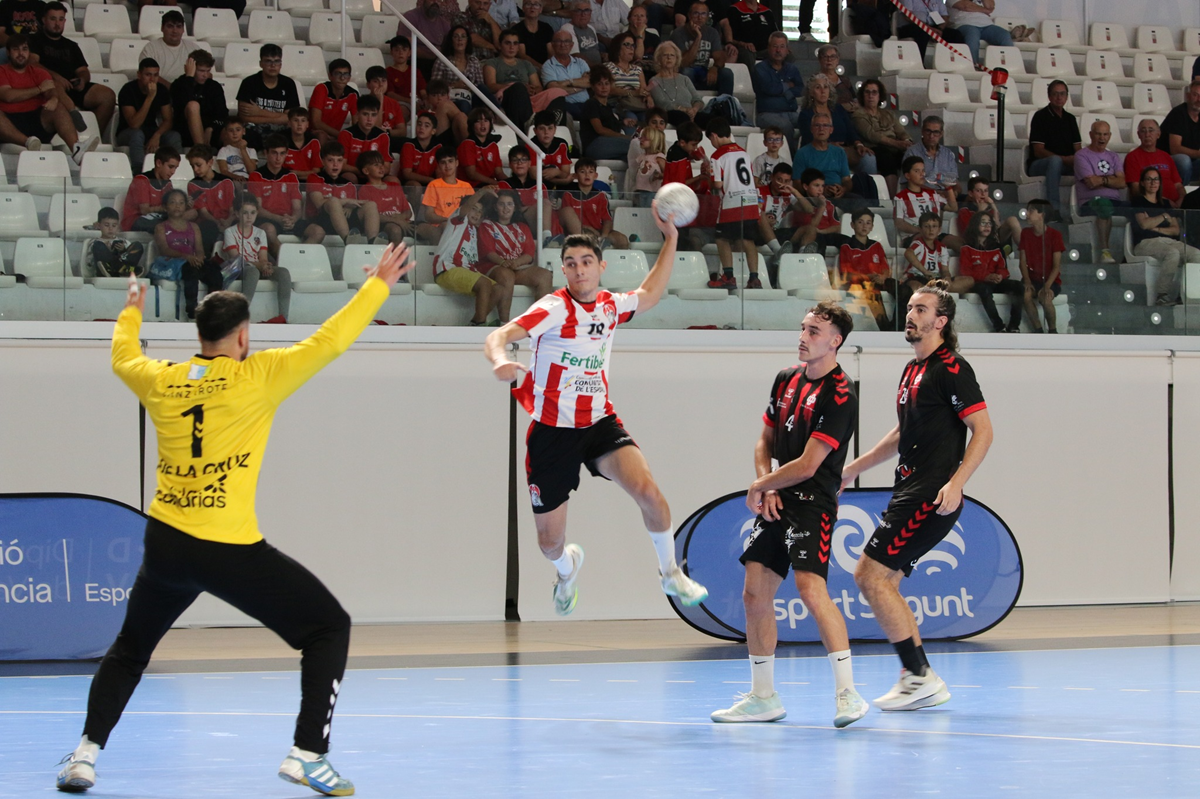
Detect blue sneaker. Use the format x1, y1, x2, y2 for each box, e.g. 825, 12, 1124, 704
55, 751, 96, 792
278, 748, 355, 796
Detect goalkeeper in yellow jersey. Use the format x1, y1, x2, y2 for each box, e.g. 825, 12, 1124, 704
55, 245, 413, 797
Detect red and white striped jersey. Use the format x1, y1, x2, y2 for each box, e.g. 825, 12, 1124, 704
905, 236, 948, 280
710, 142, 759, 222
432, 215, 481, 275
513, 288, 638, 428
894, 186, 945, 228
479, 220, 535, 264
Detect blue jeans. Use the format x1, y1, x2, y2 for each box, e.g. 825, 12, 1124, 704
686, 65, 734, 97
1173, 153, 1200, 185
117, 128, 183, 174
956, 24, 1013, 65
856, 151, 878, 175
1028, 155, 1066, 211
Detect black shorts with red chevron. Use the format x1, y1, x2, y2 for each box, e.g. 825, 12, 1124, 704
864, 494, 963, 577
740, 502, 835, 580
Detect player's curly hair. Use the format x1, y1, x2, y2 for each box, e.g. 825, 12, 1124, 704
807, 301, 853, 349
915, 280, 958, 352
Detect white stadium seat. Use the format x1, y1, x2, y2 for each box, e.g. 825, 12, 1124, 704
926, 72, 971, 110
612, 206, 662, 252
223, 43, 261, 78
983, 46, 1026, 77
137, 4, 171, 37
1090, 23, 1132, 52
1132, 54, 1181, 89
283, 45, 330, 84
344, 47, 386, 78
329, 0, 376, 20
1136, 26, 1178, 54
14, 239, 80, 288
361, 15, 396, 48
1039, 19, 1082, 48
600, 250, 647, 290
308, 13, 344, 51
17, 151, 76, 196
279, 0, 327, 19
48, 193, 103, 239
83, 4, 132, 43
1034, 48, 1076, 80
933, 45, 975, 74
1081, 80, 1123, 114
248, 10, 298, 44
777, 254, 843, 299
1185, 29, 1200, 55
280, 244, 347, 291
1133, 84, 1172, 116
881, 40, 925, 76
67, 36, 104, 74
193, 9, 243, 48
108, 38, 143, 77
80, 152, 133, 198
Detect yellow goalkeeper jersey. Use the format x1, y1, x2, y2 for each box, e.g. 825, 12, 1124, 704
112, 278, 389, 545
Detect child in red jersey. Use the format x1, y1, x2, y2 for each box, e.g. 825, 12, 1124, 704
961, 209, 1022, 332
792, 167, 842, 253
705, 117, 761, 289
365, 65, 406, 148
836, 207, 894, 329
557, 158, 628, 248
956, 175, 1022, 252
1018, 198, 1064, 333
121, 147, 181, 232
498, 145, 553, 237
895, 155, 961, 249
433, 190, 508, 325
309, 58, 357, 145
529, 109, 574, 187
301, 142, 380, 245
186, 144, 237, 255
400, 111, 440, 188
337, 95, 392, 184
458, 107, 507, 187
357, 150, 412, 244
386, 35, 426, 114
284, 107, 322, 180
248, 134, 304, 256
479, 189, 553, 321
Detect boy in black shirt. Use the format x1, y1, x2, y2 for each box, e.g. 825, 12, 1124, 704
171, 48, 226, 148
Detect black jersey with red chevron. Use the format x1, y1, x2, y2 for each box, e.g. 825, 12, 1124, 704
893, 345, 987, 498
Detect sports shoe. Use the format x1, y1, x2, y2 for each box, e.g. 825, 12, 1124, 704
745, 276, 763, 289
661, 565, 708, 605
873, 668, 951, 711
25, 135, 41, 151
261, 314, 287, 324
834, 688, 869, 728
711, 691, 786, 723
1099, 248, 1116, 264
707, 274, 726, 288
69, 109, 87, 132
279, 748, 355, 796
70, 136, 98, 166
552, 543, 584, 616
55, 751, 96, 793
719, 273, 737, 289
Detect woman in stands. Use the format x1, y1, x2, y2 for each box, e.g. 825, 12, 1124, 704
607, 32, 650, 126
836, 207, 893, 330
626, 5, 661, 77
809, 45, 855, 109
647, 42, 703, 128
513, 0, 555, 67
947, 0, 1013, 69
433, 25, 486, 115
483, 30, 547, 131
850, 78, 912, 198
961, 211, 1023, 332
1131, 166, 1200, 306
479, 189, 553, 320
799, 73, 875, 175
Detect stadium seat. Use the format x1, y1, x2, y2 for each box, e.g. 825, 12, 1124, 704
1133, 83, 1172, 116
83, 4, 132, 43
67, 36, 104, 75
600, 250, 647, 290
279, 0, 326, 19
344, 46, 386, 78
1136, 26, 1178, 54
1039, 19, 1082, 49
881, 40, 925, 76
727, 61, 755, 111
612, 206, 662, 252
108, 38, 143, 77
283, 45, 330, 84
1034, 48, 1077, 81
933, 45, 975, 75
777, 253, 843, 300
14, 239, 80, 288
1185, 29, 1200, 55
1090, 23, 1130, 50
137, 4, 171, 37
48, 193, 103, 239
983, 46, 1026, 78
223, 43, 261, 78
49, 110, 101, 149
1081, 80, 1124, 114
89, 71, 124, 93
80, 152, 133, 198
193, 9, 243, 47
839, 213, 891, 249
1083, 50, 1132, 86
361, 15, 395, 48
926, 72, 971, 111
308, 13, 344, 50
248, 10, 298, 44
1132, 54, 1182, 89
17, 151, 77, 196
667, 251, 713, 292
329, 0, 376, 20
280, 244, 348, 291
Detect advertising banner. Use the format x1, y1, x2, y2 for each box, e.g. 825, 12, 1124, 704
0, 494, 146, 660
669, 489, 1022, 641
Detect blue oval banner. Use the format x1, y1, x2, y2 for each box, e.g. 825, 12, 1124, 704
0, 493, 147, 660
669, 489, 1022, 642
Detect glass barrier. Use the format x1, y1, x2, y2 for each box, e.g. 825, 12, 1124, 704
7, 161, 1200, 337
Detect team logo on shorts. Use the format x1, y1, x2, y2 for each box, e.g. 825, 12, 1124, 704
785, 527, 810, 551
529, 484, 544, 507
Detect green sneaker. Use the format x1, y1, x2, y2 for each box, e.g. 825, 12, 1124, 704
661, 565, 708, 606
834, 688, 868, 728
711, 691, 787, 723
552, 544, 584, 616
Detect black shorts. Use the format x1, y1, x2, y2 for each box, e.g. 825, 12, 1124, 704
525, 415, 638, 514
862, 493, 962, 576
8, 109, 48, 140
1031, 279, 1061, 296
715, 217, 760, 243
66, 83, 97, 108
740, 501, 836, 580
310, 205, 367, 236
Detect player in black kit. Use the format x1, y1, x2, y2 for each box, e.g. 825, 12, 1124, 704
841, 281, 993, 712
711, 302, 868, 729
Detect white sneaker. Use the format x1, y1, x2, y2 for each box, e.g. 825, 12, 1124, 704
55, 751, 96, 792
873, 668, 951, 711
834, 688, 869, 728
24, 135, 41, 151
711, 691, 787, 723
1099, 248, 1117, 264
661, 565, 708, 606
278, 747, 355, 796
71, 136, 99, 166
552, 544, 584, 616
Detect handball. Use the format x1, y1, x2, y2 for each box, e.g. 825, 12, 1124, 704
654, 183, 699, 227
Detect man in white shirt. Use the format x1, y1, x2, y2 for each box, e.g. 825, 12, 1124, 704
589, 0, 628, 45
139, 10, 199, 84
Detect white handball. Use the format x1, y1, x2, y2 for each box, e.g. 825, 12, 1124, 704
654, 183, 699, 227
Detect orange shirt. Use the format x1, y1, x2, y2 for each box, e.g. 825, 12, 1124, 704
421, 178, 474, 219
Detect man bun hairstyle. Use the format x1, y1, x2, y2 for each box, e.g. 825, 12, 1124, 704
915, 280, 958, 352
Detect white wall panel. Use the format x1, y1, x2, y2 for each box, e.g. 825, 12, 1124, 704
1171, 354, 1200, 600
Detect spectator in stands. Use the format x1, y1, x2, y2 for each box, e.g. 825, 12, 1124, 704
958, 175, 1020, 249
336, 95, 391, 183
417, 146, 476, 243
1126, 119, 1184, 208
426, 79, 469, 143
607, 32, 647, 123
364, 66, 405, 146
648, 41, 703, 127
483, 29, 545, 130
513, 0, 555, 67
559, 156, 627, 246
670, 2, 732, 95
404, 0, 456, 73
797, 0, 837, 42
88, 207, 146, 278
589, 0, 629, 47
800, 73, 874, 174
792, 166, 842, 254
223, 194, 290, 324
903, 115, 958, 197
541, 28, 591, 119
401, 111, 441, 186
751, 126, 785, 186
894, 0, 965, 60
847, 0, 892, 49
457, 106, 505, 186
794, 112, 853, 209
303, 141, 380, 246
309, 59, 357, 146
1018, 198, 1063, 333
490, 0, 522, 29
480, 188, 552, 318
357, 150, 414, 245
632, 125, 665, 203
460, 0, 502, 58
566, 2, 603, 65
1162, 79, 1200, 186
758, 162, 801, 278
121, 146, 180, 232
432, 191, 507, 325
155, 188, 214, 320
29, 2, 115, 132
752, 33, 801, 153
720, 0, 777, 70
580, 65, 635, 159
0, 33, 95, 160
904, 211, 969, 295
835, 208, 893, 328
1027, 79, 1080, 217
248, 134, 302, 257
1131, 166, 1200, 306
894, 155, 958, 246
171, 49, 226, 149
237, 44, 301, 150
529, 108, 575, 185
807, 45, 854, 109
0, 0, 43, 49
118, 58, 182, 171
961, 211, 1022, 332
140, 11, 197, 85
187, 144, 237, 255
435, 25, 486, 115
284, 107, 321, 179
386, 36, 426, 114
1074, 118, 1125, 264
850, 78, 911, 197
499, 144, 553, 232
673, 0, 729, 28
626, 5, 659, 74
216, 118, 256, 180
947, 0, 1011, 68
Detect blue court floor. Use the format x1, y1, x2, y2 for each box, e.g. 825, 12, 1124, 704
4, 645, 1199, 797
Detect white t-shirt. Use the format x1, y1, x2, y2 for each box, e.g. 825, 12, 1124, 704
218, 145, 258, 179
223, 225, 268, 262
139, 37, 200, 84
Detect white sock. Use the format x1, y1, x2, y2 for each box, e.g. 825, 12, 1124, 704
647, 529, 676, 574
290, 746, 322, 762
551, 548, 574, 578
767, 239, 781, 253
829, 649, 854, 693
75, 737, 99, 763
750, 654, 775, 698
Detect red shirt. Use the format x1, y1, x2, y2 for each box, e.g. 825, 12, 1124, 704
338, 126, 392, 168
958, 245, 1007, 281
1125, 147, 1185, 203
663, 141, 698, 187
458, 135, 504, 185
285, 134, 322, 174
479, 220, 535, 266
377, 95, 405, 132
838, 237, 890, 282
400, 138, 439, 180
561, 189, 611, 231
1019, 226, 1065, 285
358, 182, 412, 215
309, 82, 358, 134
0, 63, 51, 113
188, 177, 236, 222
498, 175, 549, 209
528, 137, 572, 172
305, 171, 356, 217
248, 168, 303, 218
387, 65, 425, 99
793, 195, 838, 230
120, 174, 172, 230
